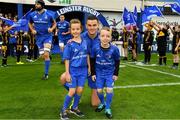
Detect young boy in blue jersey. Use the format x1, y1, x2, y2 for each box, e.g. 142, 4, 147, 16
60, 15, 100, 107
55, 14, 71, 62
29, 0, 56, 80
60, 19, 90, 120
91, 27, 120, 119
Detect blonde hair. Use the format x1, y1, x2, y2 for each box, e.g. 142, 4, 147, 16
100, 26, 112, 34
70, 19, 82, 29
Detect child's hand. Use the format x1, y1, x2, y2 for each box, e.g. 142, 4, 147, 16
148, 46, 151, 50
48, 28, 53, 33
113, 75, 118, 81
175, 47, 178, 52
65, 72, 71, 83
92, 75, 96, 81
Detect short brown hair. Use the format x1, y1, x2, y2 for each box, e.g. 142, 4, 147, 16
100, 26, 111, 33
70, 19, 82, 29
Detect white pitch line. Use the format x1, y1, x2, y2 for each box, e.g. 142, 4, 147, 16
114, 82, 180, 89
124, 63, 180, 78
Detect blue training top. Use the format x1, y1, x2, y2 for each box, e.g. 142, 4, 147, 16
29, 9, 54, 36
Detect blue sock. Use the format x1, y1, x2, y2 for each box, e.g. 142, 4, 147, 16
44, 60, 50, 75
64, 84, 69, 91
106, 92, 113, 109
62, 95, 72, 112
97, 92, 105, 105
72, 94, 81, 109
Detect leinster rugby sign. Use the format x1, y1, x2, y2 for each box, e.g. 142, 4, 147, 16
55, 5, 109, 26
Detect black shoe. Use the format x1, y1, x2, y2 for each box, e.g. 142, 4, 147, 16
105, 109, 113, 119
95, 104, 105, 112
60, 110, 69, 120
42, 74, 48, 80
1, 64, 7, 67
70, 107, 84, 117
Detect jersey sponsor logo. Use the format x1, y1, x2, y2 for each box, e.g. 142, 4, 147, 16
96, 61, 112, 65
97, 54, 101, 57
44, 15, 48, 20
74, 48, 78, 52
72, 54, 87, 60
33, 15, 37, 19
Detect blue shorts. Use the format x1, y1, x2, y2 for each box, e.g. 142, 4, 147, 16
96, 74, 114, 89
88, 76, 97, 89
66, 67, 88, 88
36, 35, 53, 49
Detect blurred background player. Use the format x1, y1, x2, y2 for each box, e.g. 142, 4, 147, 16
170, 25, 180, 69
1, 25, 10, 67
26, 31, 38, 62
130, 26, 138, 61
16, 30, 24, 64
29, 0, 56, 80
56, 14, 71, 63
121, 26, 129, 61
153, 22, 169, 66
143, 22, 154, 64
91, 27, 120, 119
8, 28, 17, 57
60, 19, 90, 120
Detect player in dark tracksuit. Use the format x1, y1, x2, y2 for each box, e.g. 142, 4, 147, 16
131, 26, 138, 61
153, 23, 169, 65
143, 24, 154, 64
121, 27, 129, 60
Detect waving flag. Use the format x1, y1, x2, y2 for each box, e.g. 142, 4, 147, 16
170, 3, 180, 15
176, 0, 180, 6
144, 5, 163, 19
141, 8, 151, 25
122, 7, 136, 26
0, 17, 14, 26
122, 7, 129, 23
133, 6, 138, 22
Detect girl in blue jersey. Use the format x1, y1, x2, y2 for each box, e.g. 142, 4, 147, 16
60, 19, 90, 120
91, 27, 120, 119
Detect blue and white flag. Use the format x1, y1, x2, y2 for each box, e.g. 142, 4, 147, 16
122, 7, 136, 26
122, 7, 129, 23
144, 5, 163, 19
176, 0, 180, 6
12, 19, 29, 31
170, 3, 180, 15
141, 8, 151, 25
133, 6, 138, 22
0, 17, 14, 26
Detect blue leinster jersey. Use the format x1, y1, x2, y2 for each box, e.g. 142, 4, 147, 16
91, 44, 120, 75
63, 37, 89, 68
29, 9, 54, 36
81, 31, 100, 57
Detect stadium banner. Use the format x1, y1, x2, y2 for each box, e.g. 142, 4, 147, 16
55, 5, 109, 27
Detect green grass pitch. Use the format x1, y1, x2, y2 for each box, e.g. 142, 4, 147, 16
0, 53, 180, 119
